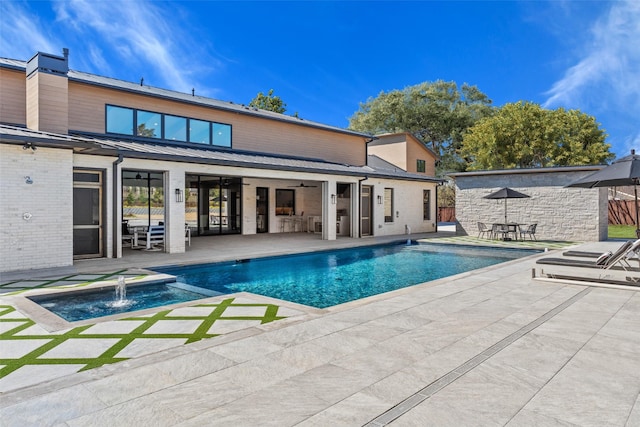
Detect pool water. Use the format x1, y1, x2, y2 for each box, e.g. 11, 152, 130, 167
29, 282, 210, 322
29, 243, 539, 321
156, 242, 539, 308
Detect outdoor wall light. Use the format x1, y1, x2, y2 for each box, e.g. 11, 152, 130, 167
175, 188, 183, 202
331, 194, 336, 204
377, 195, 383, 204
22, 142, 37, 151
24, 176, 33, 184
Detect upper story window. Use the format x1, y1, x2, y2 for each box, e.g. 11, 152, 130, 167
417, 159, 426, 173
106, 105, 231, 148
137, 110, 161, 138
164, 115, 187, 142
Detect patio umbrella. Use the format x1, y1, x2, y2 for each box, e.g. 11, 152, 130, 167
483, 187, 530, 225
566, 149, 640, 234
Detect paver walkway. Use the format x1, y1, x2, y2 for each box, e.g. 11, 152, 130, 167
0, 235, 638, 426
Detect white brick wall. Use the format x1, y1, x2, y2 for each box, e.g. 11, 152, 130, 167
370, 178, 438, 237
454, 170, 608, 242
0, 145, 74, 272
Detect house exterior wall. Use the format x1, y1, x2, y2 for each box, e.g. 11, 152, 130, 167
0, 145, 74, 272
0, 68, 25, 125
453, 169, 608, 242
369, 177, 438, 236
406, 137, 436, 176
368, 140, 407, 170
66, 82, 366, 166
368, 133, 437, 176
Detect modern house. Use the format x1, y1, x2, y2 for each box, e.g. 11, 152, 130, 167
0, 49, 442, 273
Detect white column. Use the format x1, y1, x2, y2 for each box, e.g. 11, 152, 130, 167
322, 180, 337, 240
167, 169, 187, 253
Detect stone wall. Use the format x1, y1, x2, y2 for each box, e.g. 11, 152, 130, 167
452, 167, 608, 242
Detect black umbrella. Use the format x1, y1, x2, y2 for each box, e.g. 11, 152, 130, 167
566, 149, 640, 234
483, 187, 530, 225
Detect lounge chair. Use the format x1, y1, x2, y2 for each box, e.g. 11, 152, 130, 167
537, 240, 640, 271
562, 240, 636, 258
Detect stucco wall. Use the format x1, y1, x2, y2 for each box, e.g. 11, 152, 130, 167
0, 145, 74, 272
453, 169, 608, 242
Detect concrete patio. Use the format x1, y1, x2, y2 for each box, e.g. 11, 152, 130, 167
1, 233, 639, 426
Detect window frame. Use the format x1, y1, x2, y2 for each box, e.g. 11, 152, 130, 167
105, 104, 233, 148
423, 189, 431, 221
384, 188, 394, 223
417, 159, 426, 173
275, 189, 295, 216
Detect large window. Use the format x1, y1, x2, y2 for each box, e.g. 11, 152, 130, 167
106, 105, 232, 148
384, 188, 394, 223
165, 115, 187, 141
275, 189, 295, 215
423, 189, 431, 220
189, 119, 210, 144
417, 159, 426, 173
136, 110, 161, 138
106, 105, 133, 135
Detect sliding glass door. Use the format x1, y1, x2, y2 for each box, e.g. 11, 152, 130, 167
186, 175, 242, 236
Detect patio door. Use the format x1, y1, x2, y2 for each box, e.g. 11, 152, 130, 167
361, 185, 373, 236
187, 175, 243, 236
256, 187, 269, 233
73, 170, 104, 258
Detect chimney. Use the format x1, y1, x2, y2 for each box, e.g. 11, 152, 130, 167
25, 48, 69, 134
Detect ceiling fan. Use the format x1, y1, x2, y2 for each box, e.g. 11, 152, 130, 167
288, 182, 318, 188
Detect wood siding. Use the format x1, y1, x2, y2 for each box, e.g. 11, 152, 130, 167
68, 82, 366, 165
406, 136, 436, 176
0, 68, 26, 125
27, 72, 68, 134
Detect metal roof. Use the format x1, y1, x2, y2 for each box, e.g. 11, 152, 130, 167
0, 125, 442, 183
0, 57, 371, 139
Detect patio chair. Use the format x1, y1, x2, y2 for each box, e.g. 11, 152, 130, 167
138, 225, 165, 250
493, 223, 512, 240
477, 222, 490, 238
185, 224, 191, 247
122, 220, 134, 247
519, 223, 537, 240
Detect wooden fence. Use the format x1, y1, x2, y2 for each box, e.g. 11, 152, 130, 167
438, 207, 456, 222
609, 200, 638, 225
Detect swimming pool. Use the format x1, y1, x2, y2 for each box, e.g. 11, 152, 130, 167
156, 242, 539, 308
29, 242, 539, 322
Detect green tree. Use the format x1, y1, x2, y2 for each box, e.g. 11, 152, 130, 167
348, 80, 493, 174
459, 101, 613, 170
249, 89, 287, 113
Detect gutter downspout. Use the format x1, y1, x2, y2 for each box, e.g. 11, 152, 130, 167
112, 154, 124, 257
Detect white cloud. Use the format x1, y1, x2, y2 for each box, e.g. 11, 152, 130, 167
543, 0, 640, 112
54, 0, 215, 92
0, 2, 58, 59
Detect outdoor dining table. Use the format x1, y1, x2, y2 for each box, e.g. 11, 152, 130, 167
492, 223, 522, 241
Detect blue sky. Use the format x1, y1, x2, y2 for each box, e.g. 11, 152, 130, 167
1, 0, 638, 159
